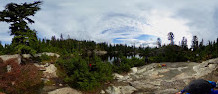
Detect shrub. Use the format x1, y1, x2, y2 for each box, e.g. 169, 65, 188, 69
32, 54, 57, 63
40, 54, 51, 62
56, 54, 112, 91
112, 57, 146, 73
0, 58, 3, 64
15, 44, 36, 54
0, 58, 42, 94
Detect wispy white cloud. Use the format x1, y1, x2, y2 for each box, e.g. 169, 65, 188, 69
1, 0, 218, 47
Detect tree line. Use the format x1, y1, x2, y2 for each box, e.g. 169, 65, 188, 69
1, 1, 218, 93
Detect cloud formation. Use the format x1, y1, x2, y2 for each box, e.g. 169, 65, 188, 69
1, 0, 218, 47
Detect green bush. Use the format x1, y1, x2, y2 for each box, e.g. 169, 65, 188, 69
15, 44, 37, 54
112, 57, 145, 73
40, 54, 52, 61
56, 54, 113, 91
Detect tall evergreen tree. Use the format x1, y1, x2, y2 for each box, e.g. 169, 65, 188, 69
60, 33, 64, 41
199, 39, 204, 48
181, 37, 188, 49
192, 36, 198, 51
157, 38, 161, 48
0, 1, 42, 54
0, 41, 3, 54
168, 32, 174, 45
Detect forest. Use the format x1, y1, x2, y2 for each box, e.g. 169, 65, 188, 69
0, 1, 218, 94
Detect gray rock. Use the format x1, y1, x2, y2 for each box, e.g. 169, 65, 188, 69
119, 86, 136, 94
155, 88, 178, 94
6, 65, 12, 72
105, 86, 121, 94
48, 87, 82, 94
44, 63, 50, 67
113, 73, 124, 80
106, 58, 218, 94
43, 64, 58, 78
94, 50, 107, 55
22, 54, 32, 59
100, 90, 105, 94
59, 84, 63, 87
35, 52, 60, 58
193, 60, 217, 78
130, 67, 137, 74
0, 54, 21, 64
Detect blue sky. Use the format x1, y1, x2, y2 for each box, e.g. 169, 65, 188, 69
1, 0, 218, 47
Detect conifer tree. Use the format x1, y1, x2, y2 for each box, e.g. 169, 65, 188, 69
181, 37, 188, 49
192, 36, 198, 51
157, 38, 161, 48
168, 32, 174, 45
0, 1, 42, 54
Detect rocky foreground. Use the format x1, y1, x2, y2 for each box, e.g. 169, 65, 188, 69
1, 54, 218, 94
103, 58, 218, 94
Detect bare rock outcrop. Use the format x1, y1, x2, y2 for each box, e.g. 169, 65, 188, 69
0, 54, 21, 64
43, 64, 58, 78
0, 52, 60, 64
48, 87, 82, 94
105, 58, 218, 94
35, 52, 60, 58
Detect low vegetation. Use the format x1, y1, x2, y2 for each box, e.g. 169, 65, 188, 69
1, 1, 218, 93
0, 58, 43, 94
56, 54, 113, 91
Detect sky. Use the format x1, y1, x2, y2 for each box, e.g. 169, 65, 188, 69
1, 0, 218, 47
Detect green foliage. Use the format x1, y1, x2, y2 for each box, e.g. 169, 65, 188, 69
148, 45, 189, 62
0, 1, 41, 54
40, 54, 52, 61
14, 44, 36, 54
1, 4, 218, 91
56, 54, 113, 91
2, 0, 218, 93
112, 56, 145, 73
44, 80, 55, 86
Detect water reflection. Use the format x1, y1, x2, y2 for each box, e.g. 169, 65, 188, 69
107, 54, 143, 63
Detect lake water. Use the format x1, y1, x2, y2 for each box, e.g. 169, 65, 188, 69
107, 54, 143, 63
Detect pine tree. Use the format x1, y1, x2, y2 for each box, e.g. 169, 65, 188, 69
199, 39, 204, 48
192, 36, 198, 51
168, 32, 174, 45
157, 38, 161, 48
0, 1, 42, 54
181, 37, 188, 49
60, 33, 64, 41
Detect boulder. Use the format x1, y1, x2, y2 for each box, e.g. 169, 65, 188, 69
113, 73, 124, 80
119, 86, 136, 94
0, 54, 21, 64
48, 87, 82, 94
44, 64, 57, 78
59, 84, 63, 87
35, 52, 60, 58
209, 64, 216, 69
105, 86, 121, 94
193, 60, 217, 78
100, 90, 105, 94
94, 50, 107, 55
22, 54, 32, 59
130, 67, 137, 74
